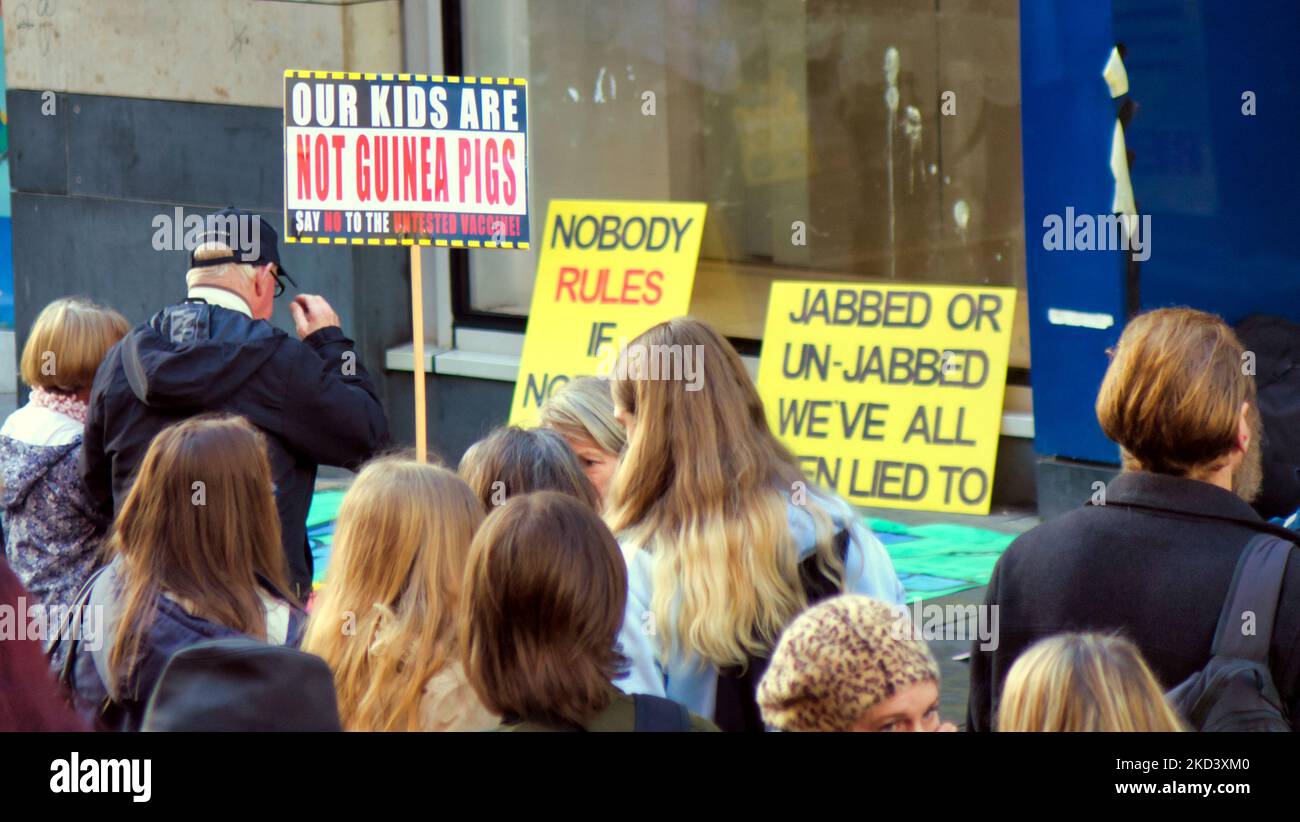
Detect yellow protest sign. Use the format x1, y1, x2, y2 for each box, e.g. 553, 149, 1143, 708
757, 281, 1016, 515
509, 199, 706, 426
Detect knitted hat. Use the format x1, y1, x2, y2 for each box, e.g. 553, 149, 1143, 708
758, 594, 939, 732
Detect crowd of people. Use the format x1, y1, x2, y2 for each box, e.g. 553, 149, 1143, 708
0, 213, 1296, 732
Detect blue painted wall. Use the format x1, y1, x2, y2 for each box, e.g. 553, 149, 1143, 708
1019, 0, 1125, 463
1020, 0, 1300, 465
1116, 0, 1300, 322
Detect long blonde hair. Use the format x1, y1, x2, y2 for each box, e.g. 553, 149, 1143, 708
604, 317, 843, 668
303, 458, 484, 731
997, 633, 1186, 732
107, 415, 289, 695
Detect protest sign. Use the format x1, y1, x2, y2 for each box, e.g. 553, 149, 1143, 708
757, 282, 1016, 515
282, 69, 531, 462
282, 70, 529, 248
508, 199, 706, 427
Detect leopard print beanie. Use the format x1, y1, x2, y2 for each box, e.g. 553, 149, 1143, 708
757, 594, 939, 731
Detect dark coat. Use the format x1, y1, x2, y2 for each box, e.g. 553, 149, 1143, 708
80, 301, 389, 599
65, 560, 307, 733
967, 471, 1300, 731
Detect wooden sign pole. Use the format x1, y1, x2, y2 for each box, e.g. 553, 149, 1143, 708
410, 247, 428, 462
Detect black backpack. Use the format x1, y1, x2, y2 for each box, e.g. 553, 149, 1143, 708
713, 528, 850, 732
1166, 534, 1294, 731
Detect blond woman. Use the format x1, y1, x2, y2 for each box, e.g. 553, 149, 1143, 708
304, 457, 496, 731
605, 317, 904, 730
997, 633, 1186, 732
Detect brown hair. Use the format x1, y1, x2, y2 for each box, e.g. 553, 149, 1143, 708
460, 491, 627, 728
1096, 307, 1254, 479
21, 297, 129, 392
998, 633, 1186, 732
106, 415, 291, 694
458, 426, 600, 511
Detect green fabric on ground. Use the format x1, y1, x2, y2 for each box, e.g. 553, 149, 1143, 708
866, 517, 1016, 599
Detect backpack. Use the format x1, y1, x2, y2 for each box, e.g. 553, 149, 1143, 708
1165, 533, 1294, 731
713, 528, 851, 733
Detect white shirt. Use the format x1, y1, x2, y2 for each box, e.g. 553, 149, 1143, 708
187, 285, 253, 318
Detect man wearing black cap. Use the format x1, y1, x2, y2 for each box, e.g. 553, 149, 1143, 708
80, 208, 389, 600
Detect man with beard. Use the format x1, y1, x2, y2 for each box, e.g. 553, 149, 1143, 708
966, 307, 1300, 731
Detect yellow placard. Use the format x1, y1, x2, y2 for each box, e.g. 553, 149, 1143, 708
509, 199, 706, 425
757, 281, 1016, 515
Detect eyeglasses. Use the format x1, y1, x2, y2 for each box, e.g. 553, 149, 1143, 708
268, 265, 297, 298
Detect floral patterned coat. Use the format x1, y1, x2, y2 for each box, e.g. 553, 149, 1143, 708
0, 404, 109, 613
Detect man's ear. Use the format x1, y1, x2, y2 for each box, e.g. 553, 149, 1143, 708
1238, 401, 1252, 452
253, 264, 273, 298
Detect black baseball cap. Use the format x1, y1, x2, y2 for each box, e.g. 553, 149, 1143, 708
189, 206, 297, 295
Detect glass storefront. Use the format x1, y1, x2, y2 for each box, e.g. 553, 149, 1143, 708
456, 0, 1029, 368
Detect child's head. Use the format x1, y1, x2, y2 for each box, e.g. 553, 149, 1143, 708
997, 633, 1185, 732
21, 297, 129, 393
758, 595, 945, 732
303, 457, 484, 731
461, 491, 627, 728
109, 414, 288, 688
458, 425, 599, 511
537, 376, 624, 502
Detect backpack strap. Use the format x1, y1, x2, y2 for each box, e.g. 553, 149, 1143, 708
1211, 534, 1293, 662
48, 565, 108, 676
632, 694, 692, 732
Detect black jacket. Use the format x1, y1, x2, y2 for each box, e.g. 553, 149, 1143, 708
80, 301, 389, 599
967, 471, 1300, 731
65, 560, 308, 733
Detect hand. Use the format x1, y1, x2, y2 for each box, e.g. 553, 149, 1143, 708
290, 294, 341, 339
